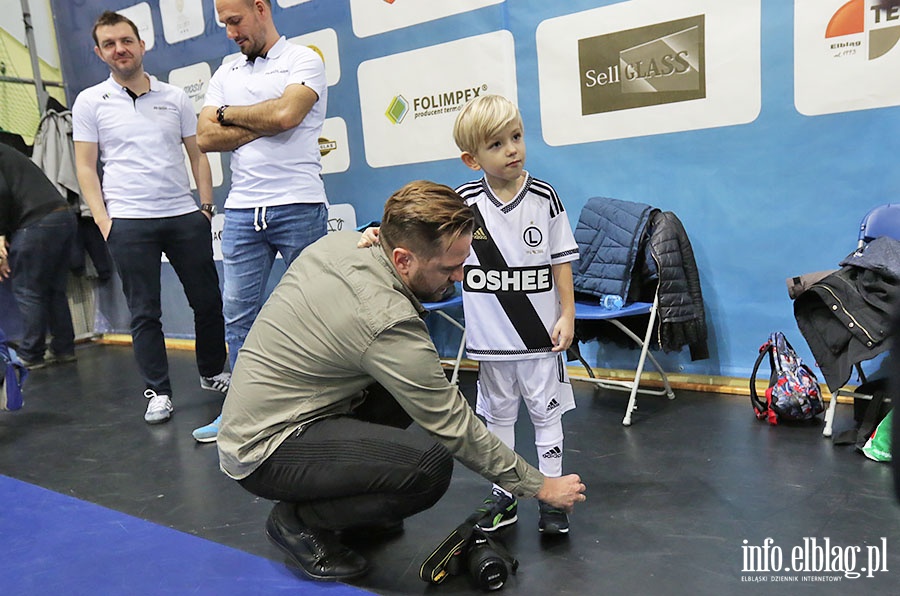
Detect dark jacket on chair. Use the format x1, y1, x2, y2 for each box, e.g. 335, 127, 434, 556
794, 237, 900, 392
572, 198, 708, 360
647, 211, 709, 361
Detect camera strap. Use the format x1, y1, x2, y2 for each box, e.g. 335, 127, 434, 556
419, 513, 519, 584
419, 516, 478, 584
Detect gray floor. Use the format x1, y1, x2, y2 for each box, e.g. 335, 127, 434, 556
1, 343, 898, 595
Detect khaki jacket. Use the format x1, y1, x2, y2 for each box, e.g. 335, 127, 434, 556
217, 231, 544, 498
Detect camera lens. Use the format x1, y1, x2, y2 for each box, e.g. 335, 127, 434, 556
468, 540, 508, 591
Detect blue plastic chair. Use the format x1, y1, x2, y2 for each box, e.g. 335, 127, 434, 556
421, 293, 466, 386
572, 295, 675, 426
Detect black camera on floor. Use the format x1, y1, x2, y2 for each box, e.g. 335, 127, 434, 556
420, 519, 518, 591
463, 529, 518, 590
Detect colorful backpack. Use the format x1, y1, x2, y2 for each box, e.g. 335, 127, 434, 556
1, 326, 28, 411
750, 332, 824, 425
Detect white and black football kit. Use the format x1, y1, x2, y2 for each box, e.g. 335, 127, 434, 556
456, 173, 579, 481
457, 173, 579, 362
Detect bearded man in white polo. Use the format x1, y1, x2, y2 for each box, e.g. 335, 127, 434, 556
73, 11, 231, 424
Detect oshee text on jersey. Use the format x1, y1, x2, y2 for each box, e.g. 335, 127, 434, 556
463, 265, 553, 294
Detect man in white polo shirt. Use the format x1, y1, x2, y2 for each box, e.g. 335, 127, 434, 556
73, 11, 231, 424
193, 0, 329, 442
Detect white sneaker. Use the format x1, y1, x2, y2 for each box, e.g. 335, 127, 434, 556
200, 372, 231, 394
144, 389, 173, 424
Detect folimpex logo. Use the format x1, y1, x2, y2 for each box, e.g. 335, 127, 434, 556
385, 95, 409, 124
825, 0, 900, 60
384, 86, 486, 125
578, 15, 706, 115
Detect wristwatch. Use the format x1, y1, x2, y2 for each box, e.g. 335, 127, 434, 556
200, 203, 217, 216
216, 105, 230, 125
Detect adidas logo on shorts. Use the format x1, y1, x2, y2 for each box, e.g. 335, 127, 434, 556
546, 398, 560, 412
542, 446, 562, 459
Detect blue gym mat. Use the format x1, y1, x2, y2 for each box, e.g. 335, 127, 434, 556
0, 474, 371, 595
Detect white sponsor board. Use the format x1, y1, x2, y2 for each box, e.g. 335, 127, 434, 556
182, 148, 224, 190
167, 62, 211, 114
320, 117, 350, 175
277, 0, 314, 8
536, 0, 761, 145
357, 31, 517, 168
289, 29, 341, 87
350, 0, 504, 38
169, 62, 223, 189
795, 0, 900, 116
160, 0, 205, 45
211, 213, 225, 261
118, 2, 155, 51
327, 203, 357, 234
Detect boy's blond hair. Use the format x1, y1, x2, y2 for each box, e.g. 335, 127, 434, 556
452, 94, 523, 156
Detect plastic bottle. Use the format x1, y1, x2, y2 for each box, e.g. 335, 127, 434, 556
600, 294, 624, 310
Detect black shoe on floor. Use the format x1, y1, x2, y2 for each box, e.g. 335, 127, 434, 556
18, 357, 48, 370
265, 502, 370, 581
45, 350, 77, 365
538, 500, 570, 535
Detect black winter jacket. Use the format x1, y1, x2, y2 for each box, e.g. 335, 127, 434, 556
647, 211, 709, 361
794, 237, 900, 391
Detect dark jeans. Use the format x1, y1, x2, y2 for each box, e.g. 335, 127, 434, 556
9, 208, 76, 362
105, 212, 226, 395
72, 216, 113, 281
239, 386, 454, 531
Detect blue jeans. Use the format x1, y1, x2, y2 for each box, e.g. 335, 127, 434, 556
222, 203, 327, 370
8, 208, 76, 362
105, 211, 226, 395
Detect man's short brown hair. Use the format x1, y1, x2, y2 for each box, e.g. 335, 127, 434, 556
380, 181, 474, 260
92, 11, 141, 47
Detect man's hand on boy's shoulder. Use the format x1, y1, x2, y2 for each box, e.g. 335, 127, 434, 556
357, 226, 380, 248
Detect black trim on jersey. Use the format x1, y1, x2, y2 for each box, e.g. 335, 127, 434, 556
552, 248, 580, 260
457, 175, 566, 219
468, 346, 554, 356
529, 178, 566, 218
499, 177, 533, 214
456, 180, 483, 202
469, 203, 553, 350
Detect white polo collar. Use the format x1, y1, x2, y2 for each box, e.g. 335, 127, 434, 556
242, 36, 288, 64
105, 73, 159, 95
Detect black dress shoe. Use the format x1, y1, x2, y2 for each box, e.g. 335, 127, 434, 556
265, 502, 370, 581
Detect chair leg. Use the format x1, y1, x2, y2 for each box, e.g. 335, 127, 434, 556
606, 313, 674, 402
643, 347, 675, 399
432, 310, 466, 386
450, 329, 465, 386
823, 390, 839, 438
622, 296, 660, 426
